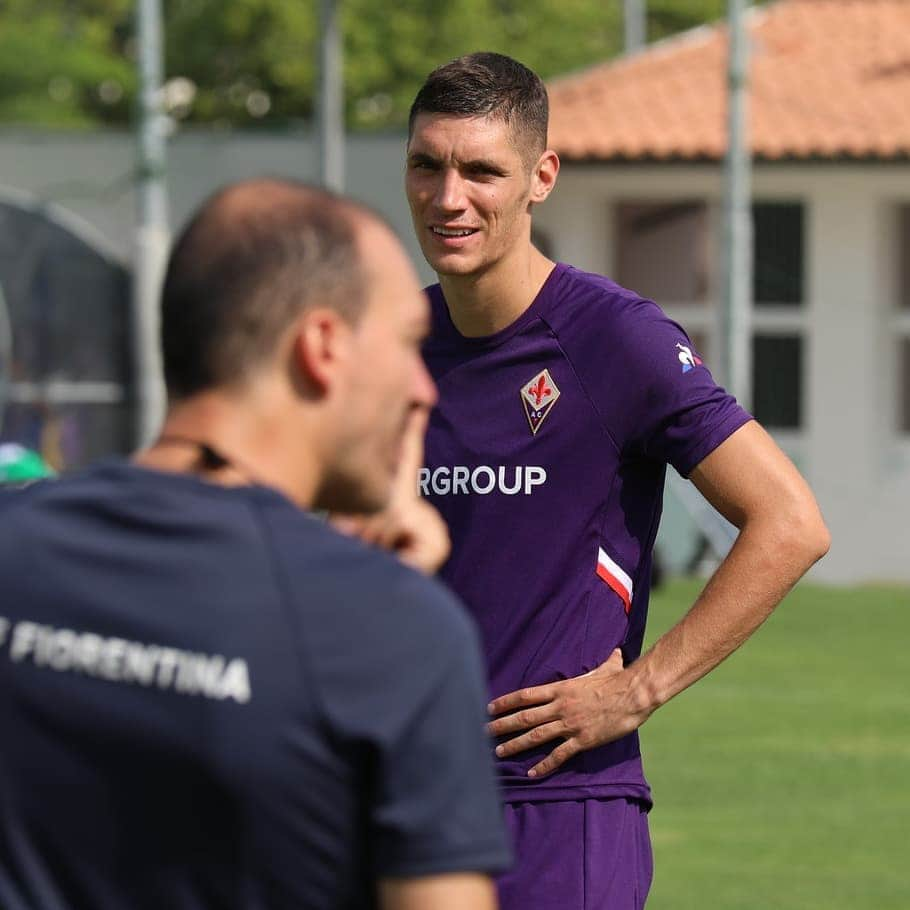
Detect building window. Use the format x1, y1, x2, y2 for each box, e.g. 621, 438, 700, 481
900, 206, 910, 312
900, 338, 910, 434
752, 334, 803, 429
753, 202, 803, 306
613, 198, 806, 430
615, 201, 710, 305
750, 201, 806, 427
614, 200, 714, 377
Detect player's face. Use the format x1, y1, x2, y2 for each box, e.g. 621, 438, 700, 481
319, 222, 436, 513
405, 113, 538, 278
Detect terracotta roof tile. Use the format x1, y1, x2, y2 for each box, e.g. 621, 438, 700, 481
547, 0, 910, 161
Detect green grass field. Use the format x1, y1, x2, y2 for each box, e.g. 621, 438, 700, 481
641, 579, 910, 910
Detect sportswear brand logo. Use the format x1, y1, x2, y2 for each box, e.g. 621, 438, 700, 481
676, 342, 703, 373
521, 368, 560, 435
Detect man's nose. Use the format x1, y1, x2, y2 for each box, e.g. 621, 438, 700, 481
433, 169, 466, 212
414, 356, 438, 410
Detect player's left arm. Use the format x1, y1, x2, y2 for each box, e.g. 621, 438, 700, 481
487, 420, 830, 777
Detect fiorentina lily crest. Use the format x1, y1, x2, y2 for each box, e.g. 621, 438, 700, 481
521, 368, 560, 435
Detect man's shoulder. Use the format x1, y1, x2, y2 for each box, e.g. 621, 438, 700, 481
545, 264, 657, 334
539, 265, 679, 382
263, 505, 474, 649
0, 476, 56, 513
0, 462, 113, 526
423, 282, 451, 339
265, 513, 484, 739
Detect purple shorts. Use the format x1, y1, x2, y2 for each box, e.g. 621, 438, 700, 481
497, 797, 653, 910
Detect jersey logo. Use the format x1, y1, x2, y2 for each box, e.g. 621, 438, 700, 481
521, 368, 560, 435
676, 342, 703, 373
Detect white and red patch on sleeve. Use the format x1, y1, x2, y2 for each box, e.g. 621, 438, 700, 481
596, 547, 633, 614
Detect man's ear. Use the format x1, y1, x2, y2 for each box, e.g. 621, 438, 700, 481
529, 148, 560, 204
291, 308, 353, 395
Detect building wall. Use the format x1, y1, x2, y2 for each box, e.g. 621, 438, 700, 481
0, 128, 436, 285
536, 163, 910, 584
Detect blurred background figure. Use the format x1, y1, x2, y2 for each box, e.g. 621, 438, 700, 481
0, 442, 54, 485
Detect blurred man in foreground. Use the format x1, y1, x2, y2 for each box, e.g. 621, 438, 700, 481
0, 180, 508, 910
405, 53, 830, 908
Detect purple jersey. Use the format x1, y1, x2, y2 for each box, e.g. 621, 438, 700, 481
422, 263, 752, 804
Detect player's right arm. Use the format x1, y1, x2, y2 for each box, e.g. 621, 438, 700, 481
379, 873, 498, 910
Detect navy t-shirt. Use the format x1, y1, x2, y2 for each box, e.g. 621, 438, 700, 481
0, 462, 509, 909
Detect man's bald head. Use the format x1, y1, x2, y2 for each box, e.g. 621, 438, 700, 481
161, 179, 377, 401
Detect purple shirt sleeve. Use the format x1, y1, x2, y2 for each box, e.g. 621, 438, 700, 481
606, 297, 753, 476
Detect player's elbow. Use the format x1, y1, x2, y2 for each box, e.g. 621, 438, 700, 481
811, 515, 831, 564
797, 512, 830, 567
777, 497, 830, 570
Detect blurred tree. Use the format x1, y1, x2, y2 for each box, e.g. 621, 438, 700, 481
0, 0, 135, 127
163, 0, 317, 126
343, 0, 623, 129
648, 0, 730, 39
0, 0, 757, 130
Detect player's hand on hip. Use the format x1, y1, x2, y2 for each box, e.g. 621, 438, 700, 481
330, 408, 450, 575
486, 648, 651, 778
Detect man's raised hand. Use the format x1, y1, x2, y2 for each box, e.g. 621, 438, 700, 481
331, 408, 450, 575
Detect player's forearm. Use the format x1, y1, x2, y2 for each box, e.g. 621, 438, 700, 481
379, 873, 498, 910
628, 505, 830, 714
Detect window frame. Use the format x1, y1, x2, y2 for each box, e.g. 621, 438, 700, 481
613, 196, 809, 435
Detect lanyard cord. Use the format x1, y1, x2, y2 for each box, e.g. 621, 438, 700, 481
154, 434, 259, 483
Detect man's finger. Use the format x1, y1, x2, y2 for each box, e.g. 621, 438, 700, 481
360, 514, 397, 546
493, 721, 566, 759
528, 740, 580, 779
486, 703, 560, 738
396, 406, 430, 494
329, 514, 367, 536
488, 684, 557, 716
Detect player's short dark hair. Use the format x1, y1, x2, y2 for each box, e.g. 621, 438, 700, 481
408, 52, 549, 164
161, 179, 368, 400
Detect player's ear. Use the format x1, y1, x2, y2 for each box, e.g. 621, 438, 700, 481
291, 307, 354, 396
529, 149, 559, 204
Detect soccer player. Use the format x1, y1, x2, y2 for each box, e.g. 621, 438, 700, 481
405, 54, 830, 909
0, 180, 509, 910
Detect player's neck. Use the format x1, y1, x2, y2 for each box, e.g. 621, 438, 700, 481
134, 384, 321, 509
439, 246, 556, 338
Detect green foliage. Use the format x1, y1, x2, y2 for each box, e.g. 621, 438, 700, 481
0, 0, 135, 127
648, 0, 729, 40
344, 0, 623, 129
163, 0, 317, 125
0, 0, 757, 130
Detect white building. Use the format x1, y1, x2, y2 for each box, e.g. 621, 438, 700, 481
535, 0, 910, 584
